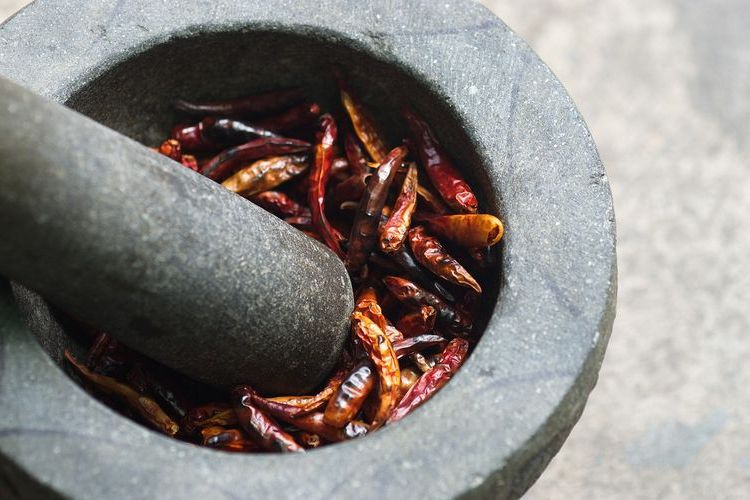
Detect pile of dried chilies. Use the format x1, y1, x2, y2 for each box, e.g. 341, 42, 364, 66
64, 73, 504, 453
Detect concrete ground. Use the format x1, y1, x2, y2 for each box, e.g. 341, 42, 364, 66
2, 0, 748, 498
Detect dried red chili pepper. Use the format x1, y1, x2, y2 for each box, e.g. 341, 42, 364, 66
323, 360, 376, 428
337, 76, 389, 162
267, 362, 349, 413
126, 362, 191, 421
157, 139, 182, 160
201, 427, 259, 452
403, 108, 478, 213
393, 334, 447, 359
332, 172, 371, 204
250, 190, 308, 218
396, 305, 437, 337
382, 276, 472, 336
282, 412, 369, 443
221, 154, 309, 197
255, 102, 321, 132
172, 117, 279, 152
184, 403, 238, 433
175, 88, 305, 117
408, 226, 482, 293
354, 287, 388, 332
249, 393, 310, 420
380, 162, 418, 253
309, 114, 346, 258
296, 432, 322, 449
200, 137, 311, 181
351, 312, 400, 429
344, 132, 369, 175
388, 338, 469, 423
378, 245, 456, 302
180, 154, 199, 172
423, 214, 504, 247
65, 351, 179, 436
232, 385, 304, 453
345, 146, 408, 272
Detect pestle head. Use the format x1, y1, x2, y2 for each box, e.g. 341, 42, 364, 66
0, 76, 354, 394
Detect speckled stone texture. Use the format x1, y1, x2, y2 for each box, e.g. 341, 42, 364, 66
0, 1, 615, 499
0, 76, 353, 393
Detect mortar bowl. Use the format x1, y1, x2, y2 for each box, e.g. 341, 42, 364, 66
0, 1, 616, 498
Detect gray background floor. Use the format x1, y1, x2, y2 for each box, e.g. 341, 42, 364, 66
2, 0, 748, 498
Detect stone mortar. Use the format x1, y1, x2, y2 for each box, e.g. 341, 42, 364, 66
0, 0, 617, 499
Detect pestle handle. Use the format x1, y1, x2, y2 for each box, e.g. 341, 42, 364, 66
0, 76, 353, 394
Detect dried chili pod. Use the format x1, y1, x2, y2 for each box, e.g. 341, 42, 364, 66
175, 88, 305, 117
309, 114, 345, 258
201, 427, 259, 452
180, 154, 199, 172
126, 362, 191, 420
250, 394, 309, 420
232, 385, 304, 453
157, 139, 182, 161
337, 76, 389, 162
255, 102, 321, 132
345, 146, 408, 272
268, 362, 349, 413
396, 306, 437, 337
290, 413, 369, 443
200, 137, 311, 181
384, 245, 456, 303
184, 403, 238, 433
323, 360, 376, 428
403, 108, 478, 213
65, 351, 179, 436
221, 154, 309, 197
393, 334, 447, 359
172, 117, 279, 152
344, 132, 369, 175
388, 338, 469, 423
332, 172, 371, 204
423, 214, 504, 247
250, 190, 308, 218
351, 312, 401, 429
382, 276, 472, 336
354, 287, 388, 332
385, 325, 404, 344
408, 225, 482, 293
379, 162, 418, 253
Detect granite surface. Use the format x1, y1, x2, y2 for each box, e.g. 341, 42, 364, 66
0, 0, 615, 498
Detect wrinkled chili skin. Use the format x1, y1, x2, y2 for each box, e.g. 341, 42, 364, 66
345, 146, 408, 273
393, 334, 447, 359
380, 162, 418, 253
382, 276, 472, 336
323, 360, 376, 428
354, 287, 388, 332
200, 137, 311, 181
388, 338, 469, 423
337, 76, 389, 163
175, 88, 305, 117
250, 191, 308, 218
172, 117, 279, 152
424, 214, 504, 248
408, 226, 482, 293
309, 114, 346, 258
396, 305, 437, 338
184, 403, 238, 433
201, 427, 259, 452
232, 386, 304, 453
403, 108, 478, 213
384, 245, 456, 303
221, 155, 309, 197
255, 102, 322, 132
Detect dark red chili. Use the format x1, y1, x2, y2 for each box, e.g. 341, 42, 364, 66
175, 88, 305, 117
255, 102, 322, 132
232, 385, 304, 453
199, 137, 311, 181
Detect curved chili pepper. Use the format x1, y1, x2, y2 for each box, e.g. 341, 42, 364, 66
388, 338, 469, 423
250, 191, 308, 218
200, 137, 311, 181
337, 76, 389, 162
351, 312, 400, 429
323, 359, 376, 428
267, 362, 349, 413
157, 139, 182, 160
65, 351, 179, 436
383, 245, 456, 303
175, 88, 305, 117
380, 162, 418, 253
396, 305, 437, 337
382, 276, 472, 336
201, 427, 259, 452
345, 146, 408, 272
354, 287, 388, 332
344, 132, 369, 175
255, 102, 321, 132
309, 114, 345, 258
393, 334, 447, 359
172, 117, 279, 152
408, 226, 482, 293
232, 385, 304, 453
184, 403, 238, 433
221, 155, 309, 197
403, 108, 478, 213
424, 214, 504, 247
